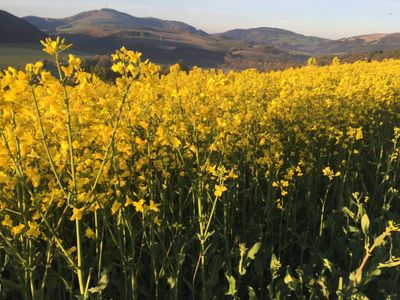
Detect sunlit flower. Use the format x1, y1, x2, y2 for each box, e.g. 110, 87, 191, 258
214, 185, 227, 198
148, 200, 159, 212
133, 199, 145, 213
70, 207, 85, 221
85, 227, 95, 239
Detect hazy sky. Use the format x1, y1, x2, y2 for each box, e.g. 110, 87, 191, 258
1, 0, 400, 39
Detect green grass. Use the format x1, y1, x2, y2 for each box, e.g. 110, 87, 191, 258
0, 43, 90, 69
0, 44, 46, 69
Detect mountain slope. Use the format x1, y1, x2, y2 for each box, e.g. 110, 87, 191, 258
318, 33, 400, 54
23, 16, 64, 32
24, 9, 207, 36
219, 27, 330, 54
220, 28, 400, 55
0, 10, 45, 43
22, 9, 302, 68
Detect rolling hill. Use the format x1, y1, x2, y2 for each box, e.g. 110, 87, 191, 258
219, 27, 330, 54
0, 10, 45, 43
317, 33, 400, 55
23, 8, 208, 37
219, 27, 400, 55
22, 9, 302, 68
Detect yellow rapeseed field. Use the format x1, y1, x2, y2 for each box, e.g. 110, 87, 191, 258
1, 37, 400, 299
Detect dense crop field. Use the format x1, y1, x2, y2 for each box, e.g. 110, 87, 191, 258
1, 38, 400, 299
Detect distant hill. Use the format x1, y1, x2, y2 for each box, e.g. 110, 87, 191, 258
23, 16, 64, 32
219, 27, 330, 54
317, 33, 400, 55
23, 8, 208, 37
220, 28, 400, 55
0, 10, 45, 43
22, 8, 301, 68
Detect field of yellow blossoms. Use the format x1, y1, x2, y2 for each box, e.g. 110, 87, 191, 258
1, 38, 400, 299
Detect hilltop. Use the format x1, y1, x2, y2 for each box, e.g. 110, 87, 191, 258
23, 8, 208, 37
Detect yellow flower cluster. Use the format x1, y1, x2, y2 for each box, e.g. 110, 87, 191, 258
1, 39, 400, 233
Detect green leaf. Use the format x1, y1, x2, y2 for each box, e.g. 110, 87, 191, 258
284, 270, 298, 291
248, 286, 258, 300
322, 258, 333, 273
364, 268, 381, 284
167, 276, 176, 289
225, 273, 237, 296
342, 207, 355, 220
247, 242, 261, 260
361, 214, 370, 236
270, 253, 281, 280
348, 225, 359, 233
373, 232, 387, 248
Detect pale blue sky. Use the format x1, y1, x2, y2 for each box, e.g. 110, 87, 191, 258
1, 0, 400, 39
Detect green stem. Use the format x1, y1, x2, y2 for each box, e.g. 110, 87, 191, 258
75, 218, 85, 295
54, 49, 85, 297
319, 182, 331, 239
